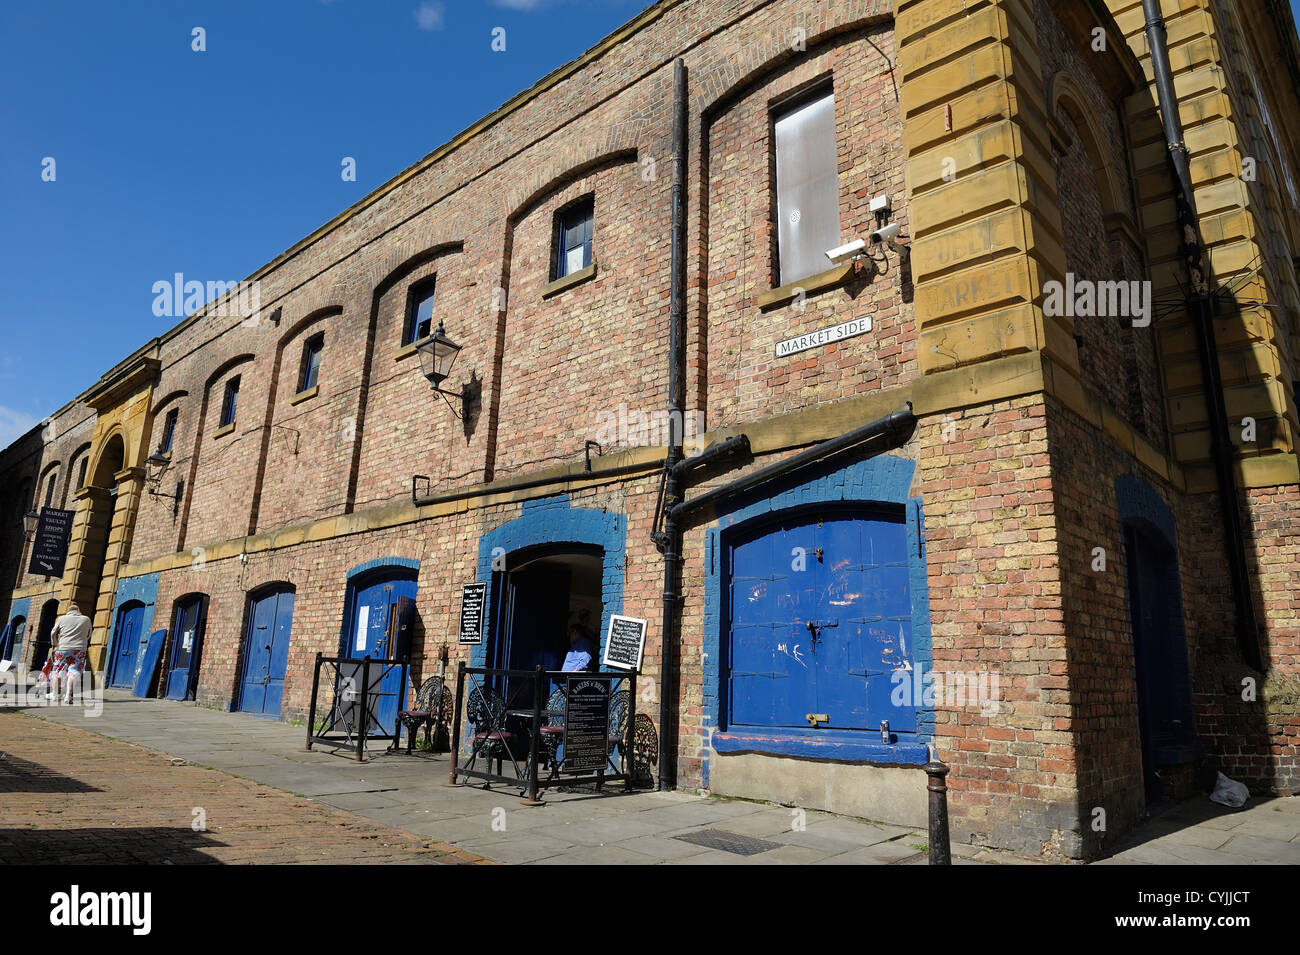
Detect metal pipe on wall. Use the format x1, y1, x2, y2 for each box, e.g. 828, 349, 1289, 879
1141, 0, 1263, 670
657, 56, 688, 789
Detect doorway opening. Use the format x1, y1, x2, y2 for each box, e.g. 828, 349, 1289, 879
339, 568, 416, 736
489, 544, 604, 708
1123, 521, 1198, 808
166, 593, 208, 701
31, 599, 59, 669
1, 615, 25, 665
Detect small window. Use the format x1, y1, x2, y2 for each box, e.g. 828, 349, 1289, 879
220, 377, 240, 428
403, 278, 437, 346
44, 474, 57, 507
159, 408, 179, 454
298, 334, 324, 393
774, 88, 841, 285
554, 196, 594, 280
76, 457, 88, 490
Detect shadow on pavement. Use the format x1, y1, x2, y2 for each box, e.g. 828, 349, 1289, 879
0, 752, 102, 794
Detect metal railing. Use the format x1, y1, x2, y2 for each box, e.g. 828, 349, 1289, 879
305, 652, 408, 761
448, 662, 642, 804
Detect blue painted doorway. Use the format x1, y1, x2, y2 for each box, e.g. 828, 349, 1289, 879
238, 587, 295, 717
165, 594, 208, 701
725, 508, 916, 737
1, 616, 23, 664
108, 602, 146, 688
341, 571, 415, 736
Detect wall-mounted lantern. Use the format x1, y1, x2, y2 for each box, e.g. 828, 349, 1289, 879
146, 450, 184, 517
415, 319, 466, 411
23, 508, 39, 539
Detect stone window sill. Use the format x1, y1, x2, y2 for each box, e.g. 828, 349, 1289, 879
712, 729, 928, 765
542, 261, 597, 299
290, 385, 319, 406
756, 262, 853, 310
213, 423, 235, 439
395, 334, 434, 362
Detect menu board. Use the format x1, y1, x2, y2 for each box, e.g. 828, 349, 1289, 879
602, 614, 647, 672
28, 507, 74, 577
458, 583, 487, 645
563, 677, 610, 773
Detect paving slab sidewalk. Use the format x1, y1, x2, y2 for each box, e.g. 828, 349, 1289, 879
13, 690, 1296, 864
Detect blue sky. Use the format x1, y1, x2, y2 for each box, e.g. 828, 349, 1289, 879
0, 0, 647, 446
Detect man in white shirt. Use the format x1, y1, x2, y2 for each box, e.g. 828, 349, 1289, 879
48, 603, 92, 704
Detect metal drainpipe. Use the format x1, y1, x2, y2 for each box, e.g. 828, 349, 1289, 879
1142, 0, 1263, 670
658, 57, 688, 789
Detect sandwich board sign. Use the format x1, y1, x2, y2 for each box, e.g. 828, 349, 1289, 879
602, 614, 647, 672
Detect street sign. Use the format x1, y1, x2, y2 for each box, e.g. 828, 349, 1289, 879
458, 583, 487, 645
602, 614, 646, 671
775, 316, 872, 358
28, 506, 74, 577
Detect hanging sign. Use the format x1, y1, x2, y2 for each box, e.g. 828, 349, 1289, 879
602, 615, 647, 672
458, 583, 487, 645
28, 507, 74, 577
775, 316, 872, 358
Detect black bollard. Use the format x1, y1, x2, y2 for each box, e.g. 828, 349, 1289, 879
925, 759, 952, 866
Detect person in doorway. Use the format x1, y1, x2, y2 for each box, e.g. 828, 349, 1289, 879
561, 623, 597, 672
48, 603, 92, 704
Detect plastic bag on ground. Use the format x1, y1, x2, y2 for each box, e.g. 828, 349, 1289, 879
1209, 771, 1249, 808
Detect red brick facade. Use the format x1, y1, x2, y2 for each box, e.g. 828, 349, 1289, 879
3, 0, 1298, 860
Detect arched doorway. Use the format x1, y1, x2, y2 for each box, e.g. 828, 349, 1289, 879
238, 584, 296, 718
488, 544, 604, 708
1, 615, 25, 665
165, 593, 208, 701
339, 566, 417, 736
30, 600, 59, 669
108, 600, 147, 688
68, 435, 125, 623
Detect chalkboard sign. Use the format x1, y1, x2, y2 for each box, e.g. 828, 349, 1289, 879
602, 614, 647, 672
28, 507, 74, 577
458, 583, 487, 645
563, 678, 610, 773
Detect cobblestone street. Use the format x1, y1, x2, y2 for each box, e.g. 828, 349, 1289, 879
0, 711, 485, 865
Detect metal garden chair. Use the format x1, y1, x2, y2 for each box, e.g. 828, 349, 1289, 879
398, 675, 445, 754
466, 685, 514, 778
539, 686, 567, 780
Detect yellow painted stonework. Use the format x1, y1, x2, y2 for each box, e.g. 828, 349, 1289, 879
58, 350, 159, 672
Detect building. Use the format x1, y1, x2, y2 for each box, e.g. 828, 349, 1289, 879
3, 0, 1299, 860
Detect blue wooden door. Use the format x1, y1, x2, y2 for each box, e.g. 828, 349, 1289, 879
109, 604, 144, 688
344, 575, 415, 736
727, 511, 915, 735
239, 590, 294, 717
165, 596, 207, 701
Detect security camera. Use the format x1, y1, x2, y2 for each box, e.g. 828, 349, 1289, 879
825, 238, 866, 264
870, 222, 901, 245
